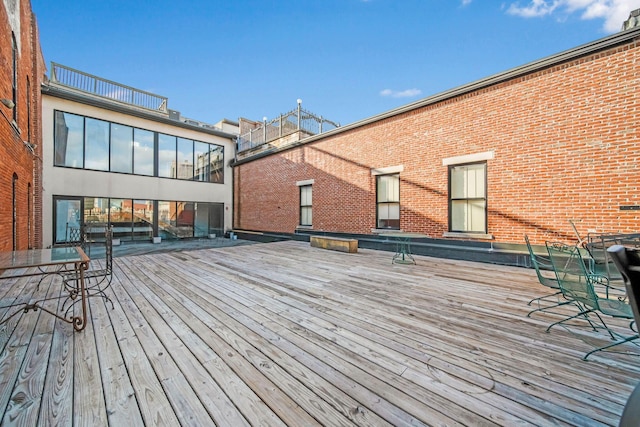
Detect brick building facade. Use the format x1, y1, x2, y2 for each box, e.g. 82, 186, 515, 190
0, 0, 44, 251
233, 28, 640, 259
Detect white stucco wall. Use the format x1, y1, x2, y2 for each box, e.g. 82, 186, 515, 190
41, 94, 235, 247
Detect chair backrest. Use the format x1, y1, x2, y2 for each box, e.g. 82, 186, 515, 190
607, 245, 640, 327
524, 235, 558, 289
545, 241, 599, 309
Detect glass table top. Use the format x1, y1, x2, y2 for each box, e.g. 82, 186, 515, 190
0, 247, 88, 271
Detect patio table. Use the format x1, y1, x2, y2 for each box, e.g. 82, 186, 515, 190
0, 246, 90, 331
380, 232, 429, 265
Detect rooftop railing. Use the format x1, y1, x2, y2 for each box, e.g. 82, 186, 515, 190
50, 62, 169, 113
237, 101, 339, 153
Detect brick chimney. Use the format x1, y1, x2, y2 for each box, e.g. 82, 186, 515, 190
622, 9, 640, 30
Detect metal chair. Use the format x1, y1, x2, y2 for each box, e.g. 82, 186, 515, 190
546, 241, 637, 360
524, 235, 573, 317
607, 245, 640, 426
62, 226, 114, 312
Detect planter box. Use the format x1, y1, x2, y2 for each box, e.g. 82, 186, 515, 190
209, 234, 217, 239
112, 238, 121, 246
152, 236, 161, 244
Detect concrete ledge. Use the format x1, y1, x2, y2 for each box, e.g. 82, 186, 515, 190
310, 236, 358, 253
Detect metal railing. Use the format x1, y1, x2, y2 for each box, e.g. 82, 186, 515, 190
237, 101, 339, 153
50, 62, 169, 113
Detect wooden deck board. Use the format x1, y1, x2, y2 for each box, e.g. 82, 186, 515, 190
1, 240, 639, 426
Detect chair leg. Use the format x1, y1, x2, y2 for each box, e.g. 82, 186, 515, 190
545, 307, 600, 333
583, 333, 640, 360
527, 298, 573, 318
527, 290, 563, 306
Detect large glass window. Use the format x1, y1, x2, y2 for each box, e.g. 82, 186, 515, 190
158, 134, 177, 178
134, 129, 154, 176
449, 163, 487, 233
177, 138, 194, 180
157, 201, 175, 240
109, 198, 132, 240
176, 202, 194, 237
133, 199, 154, 240
376, 174, 400, 229
111, 124, 133, 173
52, 111, 224, 182
54, 111, 85, 168
54, 197, 82, 244
54, 197, 225, 244
300, 185, 312, 226
85, 118, 110, 171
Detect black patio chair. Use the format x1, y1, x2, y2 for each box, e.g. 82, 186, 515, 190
607, 245, 640, 426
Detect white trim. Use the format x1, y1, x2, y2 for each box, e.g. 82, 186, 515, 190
442, 151, 494, 166
371, 165, 404, 176
296, 179, 315, 186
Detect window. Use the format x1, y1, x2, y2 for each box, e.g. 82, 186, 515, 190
52, 110, 224, 182
12, 33, 17, 122
85, 118, 110, 170
194, 141, 210, 182
300, 185, 312, 226
53, 196, 82, 244
449, 162, 487, 233
111, 123, 133, 173
158, 134, 177, 178
177, 138, 194, 179
26, 78, 31, 141
133, 129, 154, 175
376, 174, 400, 229
209, 145, 224, 183
54, 111, 84, 168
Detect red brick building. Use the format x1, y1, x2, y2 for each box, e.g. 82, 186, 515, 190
0, 0, 44, 251
233, 28, 640, 264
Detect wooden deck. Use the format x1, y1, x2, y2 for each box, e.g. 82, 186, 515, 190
1, 240, 639, 426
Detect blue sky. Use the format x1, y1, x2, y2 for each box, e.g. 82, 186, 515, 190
31, 0, 637, 127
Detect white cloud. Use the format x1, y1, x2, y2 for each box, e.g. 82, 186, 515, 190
461, 0, 473, 6
507, 0, 560, 18
506, 0, 637, 32
380, 88, 422, 98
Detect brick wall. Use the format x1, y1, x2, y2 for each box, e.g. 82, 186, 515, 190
0, 1, 44, 251
234, 37, 640, 246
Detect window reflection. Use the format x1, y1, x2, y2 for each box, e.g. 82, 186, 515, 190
177, 138, 194, 180
158, 134, 176, 178
85, 118, 109, 171
54, 111, 84, 168
111, 124, 133, 173
53, 110, 224, 183
210, 145, 224, 183
133, 199, 154, 240
134, 129, 154, 176
194, 142, 210, 182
